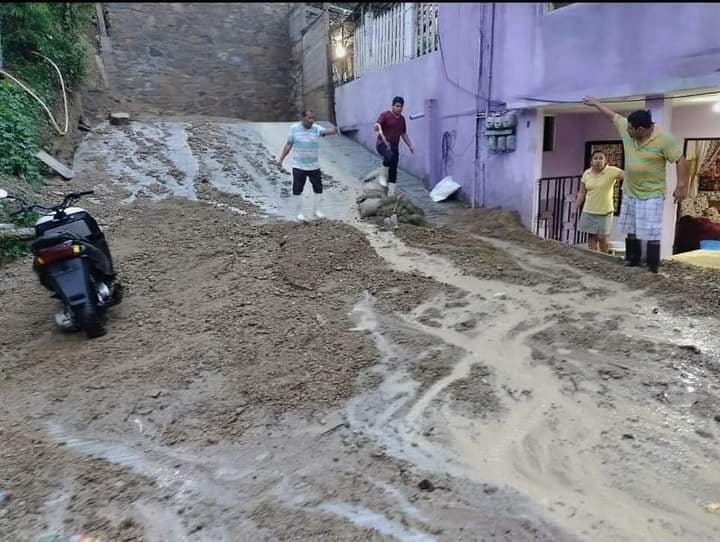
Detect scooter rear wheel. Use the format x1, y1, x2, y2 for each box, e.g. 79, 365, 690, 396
74, 301, 106, 339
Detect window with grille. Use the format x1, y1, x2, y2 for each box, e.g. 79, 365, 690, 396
416, 3, 438, 57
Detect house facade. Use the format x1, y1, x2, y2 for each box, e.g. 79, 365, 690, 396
334, 2, 720, 258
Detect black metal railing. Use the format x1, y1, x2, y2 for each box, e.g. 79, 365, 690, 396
536, 175, 588, 245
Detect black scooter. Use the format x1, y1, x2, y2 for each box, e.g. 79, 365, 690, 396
0, 189, 122, 338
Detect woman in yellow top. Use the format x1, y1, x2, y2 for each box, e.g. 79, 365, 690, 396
575, 150, 624, 253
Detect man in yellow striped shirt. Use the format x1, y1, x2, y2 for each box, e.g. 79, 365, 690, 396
583, 97, 689, 273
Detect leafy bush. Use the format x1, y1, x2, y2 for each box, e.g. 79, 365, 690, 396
0, 3, 94, 182
0, 81, 43, 182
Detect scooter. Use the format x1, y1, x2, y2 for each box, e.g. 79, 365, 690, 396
0, 189, 122, 338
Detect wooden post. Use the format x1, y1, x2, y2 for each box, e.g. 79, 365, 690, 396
0, 227, 34, 241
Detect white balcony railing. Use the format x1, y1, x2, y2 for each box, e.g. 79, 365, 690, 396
352, 3, 438, 79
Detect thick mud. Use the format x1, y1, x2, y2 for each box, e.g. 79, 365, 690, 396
2, 118, 720, 541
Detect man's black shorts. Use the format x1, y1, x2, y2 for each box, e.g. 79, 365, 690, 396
292, 168, 323, 195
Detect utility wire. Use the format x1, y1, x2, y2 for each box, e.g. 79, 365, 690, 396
519, 90, 720, 104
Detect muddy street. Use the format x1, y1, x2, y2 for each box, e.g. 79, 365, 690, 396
2, 118, 720, 542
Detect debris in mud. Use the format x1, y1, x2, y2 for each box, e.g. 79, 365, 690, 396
453, 317, 478, 332
695, 429, 714, 439
417, 479, 435, 491
679, 344, 702, 355
483, 485, 499, 495
0, 490, 12, 505
109, 111, 131, 125
706, 502, 720, 514
622, 433, 635, 440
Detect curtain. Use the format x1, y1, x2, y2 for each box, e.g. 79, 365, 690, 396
698, 140, 720, 191
686, 140, 709, 198
688, 140, 720, 196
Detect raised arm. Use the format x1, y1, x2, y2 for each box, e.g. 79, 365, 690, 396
583, 96, 618, 122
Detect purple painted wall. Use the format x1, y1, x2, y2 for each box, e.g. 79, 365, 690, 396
334, 53, 440, 180
334, 2, 720, 227
499, 3, 720, 108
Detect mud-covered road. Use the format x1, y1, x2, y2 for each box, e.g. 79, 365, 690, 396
2, 118, 720, 541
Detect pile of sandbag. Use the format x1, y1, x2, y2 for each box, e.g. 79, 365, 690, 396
357, 179, 427, 229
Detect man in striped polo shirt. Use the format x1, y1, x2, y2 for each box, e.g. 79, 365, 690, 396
277, 110, 338, 222
583, 97, 689, 273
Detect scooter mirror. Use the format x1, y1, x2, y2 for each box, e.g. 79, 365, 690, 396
0, 190, 9, 199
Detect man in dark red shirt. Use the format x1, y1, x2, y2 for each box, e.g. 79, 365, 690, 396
375, 96, 414, 195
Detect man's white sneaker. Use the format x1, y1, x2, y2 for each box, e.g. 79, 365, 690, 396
314, 210, 326, 219
297, 213, 306, 222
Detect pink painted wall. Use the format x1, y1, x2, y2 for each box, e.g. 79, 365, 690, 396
672, 102, 720, 140
541, 113, 619, 177
542, 103, 720, 178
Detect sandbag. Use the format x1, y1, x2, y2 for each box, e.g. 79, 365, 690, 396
383, 214, 399, 230
358, 188, 387, 202
430, 176, 461, 202
359, 197, 383, 218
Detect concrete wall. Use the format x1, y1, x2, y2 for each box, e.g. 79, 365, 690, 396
289, 4, 324, 116
301, 12, 332, 122
104, 3, 293, 120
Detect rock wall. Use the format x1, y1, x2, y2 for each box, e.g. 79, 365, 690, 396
103, 2, 293, 120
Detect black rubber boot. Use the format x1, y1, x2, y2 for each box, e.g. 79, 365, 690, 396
624, 236, 641, 267
647, 240, 661, 273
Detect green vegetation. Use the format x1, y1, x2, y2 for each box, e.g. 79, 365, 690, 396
0, 3, 94, 261
0, 3, 94, 183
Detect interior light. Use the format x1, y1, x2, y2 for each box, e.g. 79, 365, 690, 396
713, 101, 720, 113
334, 44, 346, 59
